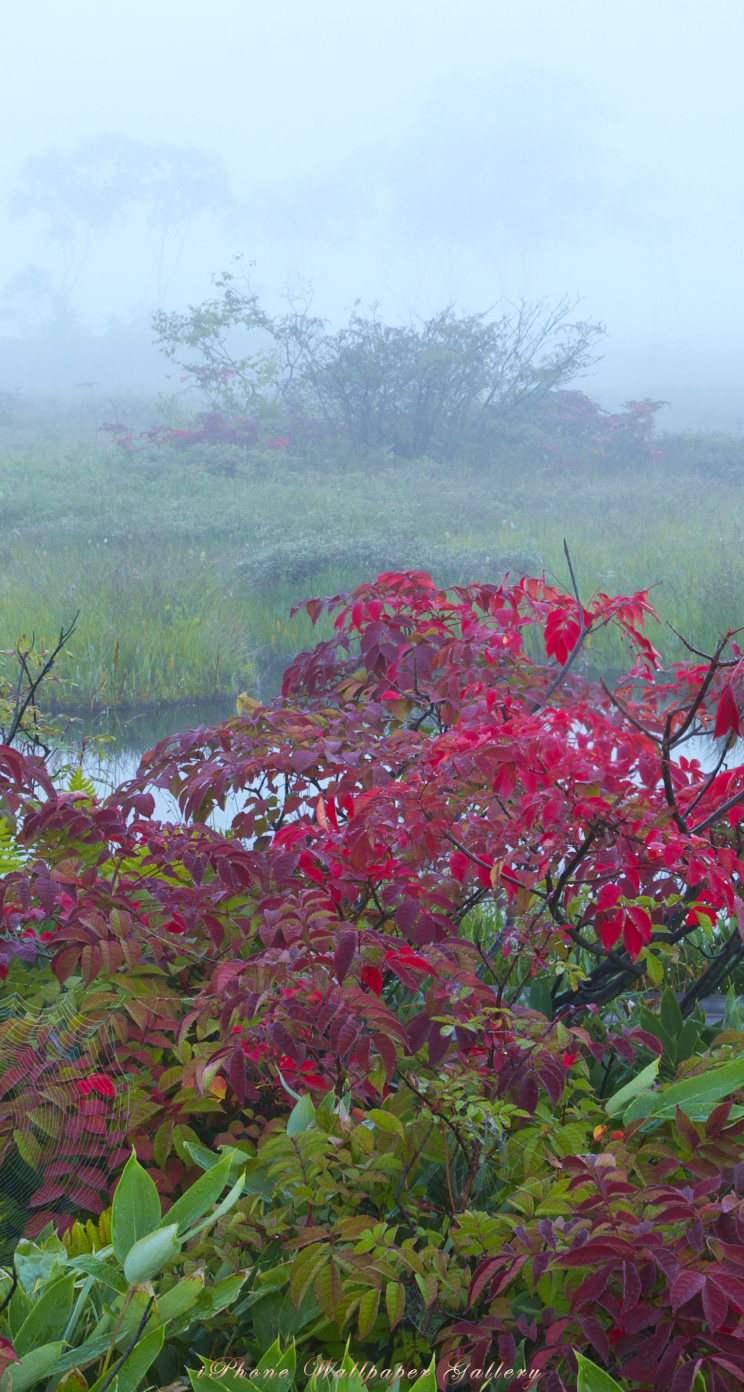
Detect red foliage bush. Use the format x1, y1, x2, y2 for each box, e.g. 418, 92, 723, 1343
2, 567, 744, 1382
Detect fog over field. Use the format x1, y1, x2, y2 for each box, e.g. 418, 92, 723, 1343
1, 0, 743, 429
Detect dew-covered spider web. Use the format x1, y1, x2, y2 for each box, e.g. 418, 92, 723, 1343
0, 990, 131, 1260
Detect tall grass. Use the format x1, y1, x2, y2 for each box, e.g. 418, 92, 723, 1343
2, 402, 744, 705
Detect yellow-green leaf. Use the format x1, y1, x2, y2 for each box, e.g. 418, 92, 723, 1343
357, 1286, 380, 1339
385, 1280, 406, 1331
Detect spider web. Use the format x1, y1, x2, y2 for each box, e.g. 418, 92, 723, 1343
0, 990, 131, 1259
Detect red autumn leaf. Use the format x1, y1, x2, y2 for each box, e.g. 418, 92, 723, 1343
78, 1072, 116, 1098
448, 850, 470, 882
600, 910, 624, 951
361, 963, 383, 996
298, 850, 324, 886
669, 1270, 707, 1313
703, 1280, 729, 1333
162, 913, 186, 934
385, 948, 438, 977
597, 884, 622, 911
714, 684, 742, 740
625, 905, 652, 946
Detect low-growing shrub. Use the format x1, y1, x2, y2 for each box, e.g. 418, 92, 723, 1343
237, 530, 541, 593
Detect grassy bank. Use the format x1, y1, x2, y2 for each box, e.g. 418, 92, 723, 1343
1, 402, 743, 705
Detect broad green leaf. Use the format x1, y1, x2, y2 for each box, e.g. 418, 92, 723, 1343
255, 1337, 296, 1384
624, 1055, 744, 1124
367, 1109, 405, 1139
0, 1341, 63, 1392
153, 1119, 173, 1170
409, 1361, 438, 1392
13, 1273, 75, 1356
605, 1057, 659, 1117
54, 1332, 118, 1377
111, 1149, 161, 1263
638, 1007, 677, 1060
676, 1017, 702, 1064
306, 1340, 368, 1392
6, 1286, 32, 1339
644, 953, 664, 988
159, 1150, 232, 1235
13, 1235, 67, 1295
154, 1274, 203, 1324
184, 1173, 245, 1240
183, 1140, 253, 1184
528, 976, 553, 1019
123, 1224, 181, 1285
68, 1255, 127, 1296
190, 1271, 248, 1321
89, 1324, 164, 1392
660, 987, 684, 1038
385, 1280, 406, 1331
357, 1285, 380, 1338
183, 1140, 221, 1170
287, 1092, 316, 1135
576, 1351, 624, 1392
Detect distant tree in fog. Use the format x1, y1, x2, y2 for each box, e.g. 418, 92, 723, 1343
9, 135, 234, 304
0, 264, 78, 336
384, 65, 611, 281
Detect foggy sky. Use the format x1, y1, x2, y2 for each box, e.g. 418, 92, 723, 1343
2, 0, 744, 428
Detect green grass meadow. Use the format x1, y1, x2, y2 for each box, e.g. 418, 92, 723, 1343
1, 402, 743, 710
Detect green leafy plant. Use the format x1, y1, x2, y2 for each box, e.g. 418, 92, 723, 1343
0, 1149, 247, 1392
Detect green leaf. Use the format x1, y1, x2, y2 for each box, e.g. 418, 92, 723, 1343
624, 1055, 744, 1124
408, 1361, 438, 1392
67, 1255, 128, 1296
187, 1353, 269, 1392
638, 1007, 677, 1062
54, 1332, 119, 1377
13, 1273, 75, 1356
153, 1120, 173, 1170
287, 1092, 316, 1136
576, 1351, 624, 1392
255, 1337, 296, 1384
367, 1109, 405, 1140
154, 1274, 204, 1325
111, 1149, 162, 1263
89, 1324, 164, 1392
183, 1140, 221, 1170
13, 1235, 68, 1295
645, 952, 664, 988
6, 1285, 32, 1338
159, 1150, 232, 1235
660, 987, 684, 1038
529, 976, 553, 1019
190, 1271, 247, 1321
385, 1280, 406, 1331
357, 1285, 380, 1339
605, 1057, 659, 1117
0, 1342, 64, 1392
676, 1017, 702, 1064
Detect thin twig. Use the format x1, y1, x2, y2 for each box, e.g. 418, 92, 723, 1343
4, 614, 79, 749
95, 1296, 155, 1392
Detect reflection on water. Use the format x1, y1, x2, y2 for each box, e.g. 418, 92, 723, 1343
50, 697, 248, 831
46, 659, 295, 831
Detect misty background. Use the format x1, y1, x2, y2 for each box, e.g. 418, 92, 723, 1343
1, 0, 743, 430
